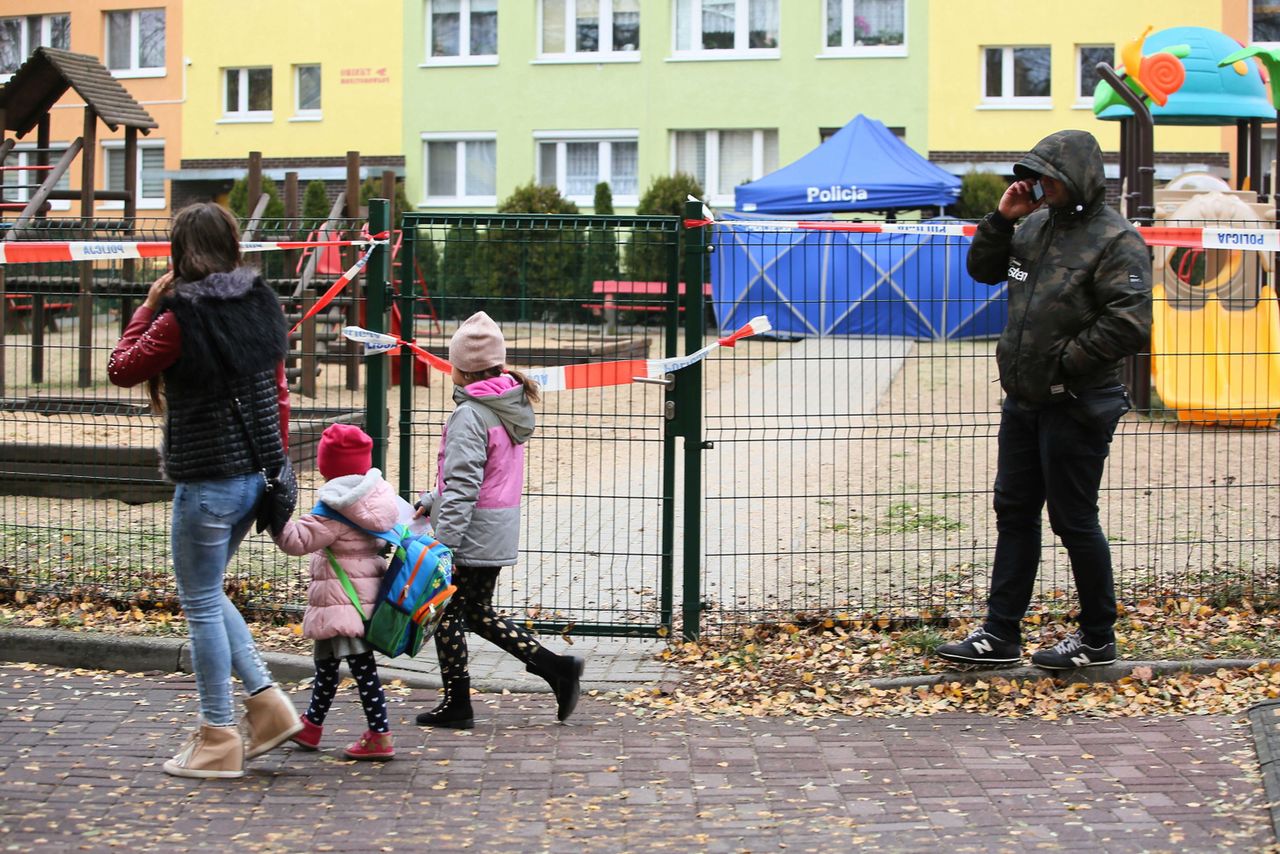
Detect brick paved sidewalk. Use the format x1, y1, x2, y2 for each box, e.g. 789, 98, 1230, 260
0, 664, 1270, 852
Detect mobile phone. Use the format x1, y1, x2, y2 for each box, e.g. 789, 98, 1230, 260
1030, 181, 1045, 202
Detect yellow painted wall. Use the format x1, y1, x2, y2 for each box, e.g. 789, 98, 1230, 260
181, 0, 402, 160
927, 0, 1233, 154
4, 0, 183, 218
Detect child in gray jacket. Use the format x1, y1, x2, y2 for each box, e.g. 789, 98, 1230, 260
414, 311, 584, 729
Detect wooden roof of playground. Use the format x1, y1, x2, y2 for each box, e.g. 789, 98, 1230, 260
0, 47, 157, 135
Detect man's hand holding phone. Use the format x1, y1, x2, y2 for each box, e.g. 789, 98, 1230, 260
997, 178, 1046, 221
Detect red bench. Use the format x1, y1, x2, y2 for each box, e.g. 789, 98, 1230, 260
583, 280, 713, 322
4, 294, 74, 333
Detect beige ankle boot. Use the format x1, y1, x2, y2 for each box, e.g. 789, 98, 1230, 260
162, 723, 245, 779
242, 685, 303, 759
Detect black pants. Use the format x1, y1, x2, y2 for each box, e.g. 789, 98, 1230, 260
433, 565, 547, 682
304, 651, 389, 733
983, 388, 1129, 645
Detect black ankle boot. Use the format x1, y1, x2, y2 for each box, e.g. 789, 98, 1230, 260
526, 650, 586, 722
415, 678, 474, 729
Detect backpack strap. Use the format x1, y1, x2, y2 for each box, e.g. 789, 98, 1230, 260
324, 548, 365, 618
311, 501, 404, 547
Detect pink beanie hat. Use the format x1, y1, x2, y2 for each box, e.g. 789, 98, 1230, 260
448, 311, 507, 373
317, 423, 373, 480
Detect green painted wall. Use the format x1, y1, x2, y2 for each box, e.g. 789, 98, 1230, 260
402, 0, 930, 213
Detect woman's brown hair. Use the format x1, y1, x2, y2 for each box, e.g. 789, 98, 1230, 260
147, 203, 243, 412
170, 202, 242, 283
455, 366, 541, 404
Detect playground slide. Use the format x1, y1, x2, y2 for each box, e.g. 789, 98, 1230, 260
1150, 282, 1280, 427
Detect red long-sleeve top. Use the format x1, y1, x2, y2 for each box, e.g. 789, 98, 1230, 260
108, 305, 290, 451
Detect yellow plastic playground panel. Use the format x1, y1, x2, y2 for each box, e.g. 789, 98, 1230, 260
1151, 282, 1280, 427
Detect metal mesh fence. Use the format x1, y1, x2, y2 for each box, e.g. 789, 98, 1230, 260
1, 212, 1276, 638
395, 214, 683, 637
700, 218, 1279, 630
0, 216, 370, 615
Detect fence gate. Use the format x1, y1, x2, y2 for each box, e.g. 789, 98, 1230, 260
381, 207, 694, 638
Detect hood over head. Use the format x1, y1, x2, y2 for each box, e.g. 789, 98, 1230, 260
1012, 130, 1107, 213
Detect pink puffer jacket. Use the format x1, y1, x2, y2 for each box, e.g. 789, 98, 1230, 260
273, 469, 400, 640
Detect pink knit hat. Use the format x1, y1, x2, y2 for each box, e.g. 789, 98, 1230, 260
448, 311, 507, 373
317, 423, 373, 480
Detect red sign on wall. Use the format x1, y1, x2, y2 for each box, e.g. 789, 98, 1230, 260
340, 67, 390, 85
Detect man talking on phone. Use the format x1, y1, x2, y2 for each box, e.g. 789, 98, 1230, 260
934, 129, 1152, 670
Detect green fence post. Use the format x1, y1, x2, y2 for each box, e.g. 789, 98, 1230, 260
365, 198, 389, 472
397, 221, 417, 500
678, 199, 706, 640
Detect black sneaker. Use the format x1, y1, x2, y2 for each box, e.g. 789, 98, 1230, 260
934, 628, 1022, 667
1030, 631, 1117, 670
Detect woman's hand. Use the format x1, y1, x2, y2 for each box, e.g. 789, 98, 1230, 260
143, 271, 176, 310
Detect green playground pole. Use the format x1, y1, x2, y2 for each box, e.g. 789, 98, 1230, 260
366, 198, 389, 472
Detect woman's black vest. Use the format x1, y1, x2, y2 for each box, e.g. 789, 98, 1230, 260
157, 268, 288, 483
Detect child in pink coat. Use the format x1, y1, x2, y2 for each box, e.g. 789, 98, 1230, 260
273, 423, 398, 760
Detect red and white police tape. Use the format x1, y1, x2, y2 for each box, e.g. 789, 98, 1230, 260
342, 315, 773, 392
687, 218, 1280, 252
0, 235, 385, 265
2, 222, 1276, 264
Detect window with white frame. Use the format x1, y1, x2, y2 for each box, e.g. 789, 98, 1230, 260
1, 146, 72, 210
223, 67, 273, 120
294, 64, 321, 116
1254, 0, 1280, 43
540, 0, 640, 57
982, 46, 1050, 106
673, 0, 778, 55
536, 133, 638, 204
103, 142, 165, 209
0, 13, 70, 75
824, 0, 904, 54
105, 8, 164, 75
1076, 45, 1112, 104
427, 0, 498, 62
422, 134, 497, 204
673, 129, 778, 203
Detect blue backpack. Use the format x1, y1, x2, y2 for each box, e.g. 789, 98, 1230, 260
312, 502, 456, 658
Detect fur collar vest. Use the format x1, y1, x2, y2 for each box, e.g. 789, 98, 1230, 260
159, 267, 287, 386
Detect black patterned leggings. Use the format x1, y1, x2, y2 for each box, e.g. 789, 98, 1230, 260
304, 651, 389, 733
433, 565, 545, 682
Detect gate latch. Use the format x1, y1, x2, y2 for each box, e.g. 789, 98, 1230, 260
632, 374, 675, 391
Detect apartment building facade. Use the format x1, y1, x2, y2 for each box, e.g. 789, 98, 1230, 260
2, 0, 182, 218
401, 0, 929, 213
5, 1, 1279, 220
925, 0, 1257, 191
172, 0, 404, 211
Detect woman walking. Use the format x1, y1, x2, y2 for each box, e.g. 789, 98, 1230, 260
108, 202, 302, 778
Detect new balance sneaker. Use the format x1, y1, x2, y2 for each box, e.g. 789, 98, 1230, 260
1030, 631, 1117, 670
934, 628, 1022, 667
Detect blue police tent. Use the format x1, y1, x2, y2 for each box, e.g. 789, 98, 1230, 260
716, 115, 1000, 339
711, 222, 1007, 340
735, 115, 961, 215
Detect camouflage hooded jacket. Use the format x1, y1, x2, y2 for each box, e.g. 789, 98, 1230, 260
967, 130, 1152, 405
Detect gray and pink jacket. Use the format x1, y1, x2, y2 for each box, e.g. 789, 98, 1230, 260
423, 375, 534, 567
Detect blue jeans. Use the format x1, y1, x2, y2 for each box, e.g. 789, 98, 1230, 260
171, 473, 274, 725
983, 387, 1130, 646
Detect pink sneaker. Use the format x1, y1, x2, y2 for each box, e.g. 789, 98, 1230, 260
290, 715, 323, 750
343, 730, 394, 761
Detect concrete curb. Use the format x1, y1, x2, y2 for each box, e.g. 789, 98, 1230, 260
1248, 699, 1280, 842
4, 628, 1271, 694
866, 658, 1277, 690
0, 628, 644, 694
